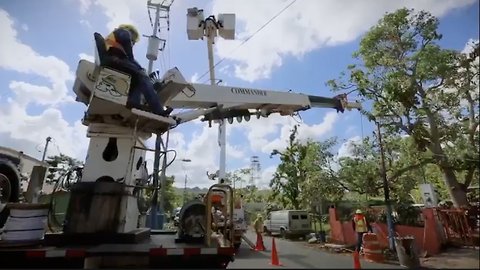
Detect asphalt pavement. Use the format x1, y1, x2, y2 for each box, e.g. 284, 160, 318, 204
228, 231, 403, 269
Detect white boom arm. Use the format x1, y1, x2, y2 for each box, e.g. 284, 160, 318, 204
73, 59, 360, 133
151, 66, 360, 126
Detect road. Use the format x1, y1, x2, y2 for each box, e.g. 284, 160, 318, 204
228, 231, 403, 269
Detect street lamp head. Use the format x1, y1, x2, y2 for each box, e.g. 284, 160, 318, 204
181, 159, 192, 162
186, 7, 236, 40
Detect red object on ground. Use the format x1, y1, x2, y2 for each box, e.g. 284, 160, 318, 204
252, 232, 266, 251
353, 250, 362, 269
270, 237, 283, 266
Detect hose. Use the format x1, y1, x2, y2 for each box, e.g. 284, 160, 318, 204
45, 135, 178, 231
47, 168, 81, 232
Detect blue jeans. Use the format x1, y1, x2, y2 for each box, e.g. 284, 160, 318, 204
103, 56, 165, 115
356, 232, 364, 251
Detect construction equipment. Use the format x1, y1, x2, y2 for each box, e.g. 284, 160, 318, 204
0, 5, 361, 269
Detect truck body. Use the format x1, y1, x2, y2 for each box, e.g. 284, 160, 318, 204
0, 8, 357, 266
0, 233, 235, 269
0, 184, 236, 269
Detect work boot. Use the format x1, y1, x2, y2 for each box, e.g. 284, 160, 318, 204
156, 106, 174, 117
165, 106, 174, 115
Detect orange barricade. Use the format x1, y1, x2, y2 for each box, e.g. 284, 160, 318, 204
362, 233, 385, 263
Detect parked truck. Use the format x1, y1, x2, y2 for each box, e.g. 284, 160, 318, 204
0, 146, 47, 228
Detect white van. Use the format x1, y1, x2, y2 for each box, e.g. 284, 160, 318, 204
263, 210, 312, 239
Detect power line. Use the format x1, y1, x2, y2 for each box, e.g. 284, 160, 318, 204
196, 0, 298, 82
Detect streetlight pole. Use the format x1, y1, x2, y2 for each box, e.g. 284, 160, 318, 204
41, 137, 52, 162
181, 159, 191, 204
375, 120, 396, 251
186, 8, 235, 184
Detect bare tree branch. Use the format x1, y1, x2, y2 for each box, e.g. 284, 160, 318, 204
388, 158, 435, 181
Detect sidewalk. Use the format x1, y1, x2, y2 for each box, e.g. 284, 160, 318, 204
420, 248, 479, 269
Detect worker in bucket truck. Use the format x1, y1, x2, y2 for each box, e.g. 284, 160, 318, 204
103, 24, 173, 117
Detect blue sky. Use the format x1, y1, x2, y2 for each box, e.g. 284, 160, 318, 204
0, 0, 478, 188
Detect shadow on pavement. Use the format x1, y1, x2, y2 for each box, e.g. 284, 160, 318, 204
235, 249, 270, 259
279, 253, 314, 268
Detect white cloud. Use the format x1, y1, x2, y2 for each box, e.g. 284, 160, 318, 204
79, 0, 93, 14
142, 123, 247, 188
79, 53, 95, 62
190, 72, 199, 83
0, 9, 86, 160
226, 144, 245, 159
21, 23, 28, 31
80, 19, 92, 28
258, 165, 276, 189
462, 38, 479, 54
211, 0, 476, 82
0, 9, 75, 107
0, 101, 88, 161
337, 136, 362, 158
232, 111, 339, 154
79, 0, 149, 32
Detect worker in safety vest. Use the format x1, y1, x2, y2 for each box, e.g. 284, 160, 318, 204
253, 214, 266, 250
254, 214, 265, 237
351, 209, 372, 252
103, 24, 172, 116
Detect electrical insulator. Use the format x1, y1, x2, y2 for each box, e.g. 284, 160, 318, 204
146, 36, 161, 61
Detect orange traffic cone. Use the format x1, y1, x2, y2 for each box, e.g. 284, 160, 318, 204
353, 250, 362, 269
270, 237, 283, 266
253, 233, 266, 251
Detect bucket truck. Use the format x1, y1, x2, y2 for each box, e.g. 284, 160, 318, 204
0, 12, 360, 270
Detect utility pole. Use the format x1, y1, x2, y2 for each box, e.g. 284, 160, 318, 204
146, 0, 173, 230
41, 136, 52, 162
206, 18, 227, 184
181, 158, 191, 204
375, 121, 396, 251
186, 8, 235, 184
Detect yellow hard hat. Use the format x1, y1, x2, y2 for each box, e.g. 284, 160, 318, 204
118, 24, 140, 43
355, 209, 363, 214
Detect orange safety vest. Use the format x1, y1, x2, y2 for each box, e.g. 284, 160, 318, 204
354, 215, 368, 233
105, 32, 128, 56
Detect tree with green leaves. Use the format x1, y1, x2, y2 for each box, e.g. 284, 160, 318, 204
145, 175, 178, 214
329, 8, 479, 207
299, 136, 344, 210
269, 125, 305, 209
225, 168, 251, 190
337, 135, 436, 203
45, 154, 83, 168
45, 154, 84, 183
269, 125, 344, 209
